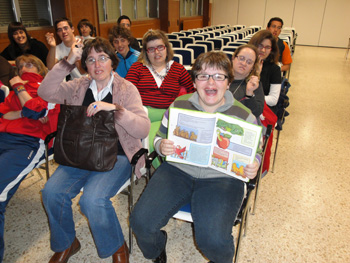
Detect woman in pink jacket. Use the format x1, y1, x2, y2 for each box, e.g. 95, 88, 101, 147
38, 37, 150, 263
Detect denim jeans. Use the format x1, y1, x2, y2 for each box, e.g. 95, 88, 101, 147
130, 162, 245, 263
42, 155, 131, 258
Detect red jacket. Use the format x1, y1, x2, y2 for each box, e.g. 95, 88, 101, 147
0, 72, 59, 143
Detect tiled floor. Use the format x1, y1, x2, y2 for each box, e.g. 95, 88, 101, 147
4, 45, 350, 263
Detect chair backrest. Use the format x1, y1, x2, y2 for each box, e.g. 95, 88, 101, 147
206, 38, 224, 50
180, 30, 192, 36
192, 35, 204, 41
227, 42, 243, 48
173, 48, 194, 66
166, 34, 178, 40
218, 36, 230, 46
222, 51, 233, 61
178, 37, 194, 47
221, 46, 237, 53
195, 41, 214, 52
184, 44, 207, 59
137, 38, 143, 47
173, 53, 183, 65
169, 39, 182, 48
172, 32, 186, 37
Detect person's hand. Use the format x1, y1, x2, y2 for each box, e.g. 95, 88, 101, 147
39, 116, 48, 124
159, 139, 175, 156
9, 76, 27, 87
45, 32, 56, 47
243, 161, 259, 179
246, 75, 260, 96
67, 38, 84, 65
256, 56, 263, 76
86, 101, 121, 117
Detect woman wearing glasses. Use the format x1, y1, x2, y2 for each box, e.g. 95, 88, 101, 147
130, 51, 261, 263
0, 54, 59, 261
125, 29, 194, 109
230, 44, 265, 118
38, 37, 150, 263
249, 30, 281, 107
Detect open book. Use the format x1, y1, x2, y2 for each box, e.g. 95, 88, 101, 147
166, 107, 262, 182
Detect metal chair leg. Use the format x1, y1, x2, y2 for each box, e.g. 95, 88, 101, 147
271, 129, 281, 173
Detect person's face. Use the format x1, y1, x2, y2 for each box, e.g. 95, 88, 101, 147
119, 19, 131, 30
113, 37, 130, 58
13, 30, 27, 45
80, 24, 91, 37
258, 39, 272, 60
267, 21, 282, 38
18, 60, 39, 76
86, 48, 113, 85
56, 21, 75, 43
232, 48, 256, 79
194, 66, 229, 113
146, 39, 167, 66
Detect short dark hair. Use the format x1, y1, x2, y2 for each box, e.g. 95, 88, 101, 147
77, 19, 94, 36
117, 15, 131, 25
54, 17, 73, 32
7, 22, 30, 47
109, 25, 132, 44
267, 17, 284, 28
191, 51, 234, 83
81, 37, 119, 71
248, 30, 279, 64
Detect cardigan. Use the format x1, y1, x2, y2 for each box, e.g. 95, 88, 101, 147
125, 61, 195, 108
38, 59, 151, 177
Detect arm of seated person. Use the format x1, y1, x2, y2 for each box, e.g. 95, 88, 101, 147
2, 110, 21, 120
244, 160, 259, 179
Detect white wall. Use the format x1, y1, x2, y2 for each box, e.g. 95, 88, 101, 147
211, 0, 350, 48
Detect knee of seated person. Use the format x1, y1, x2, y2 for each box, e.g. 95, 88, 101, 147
129, 210, 153, 236
196, 230, 233, 256
79, 193, 109, 215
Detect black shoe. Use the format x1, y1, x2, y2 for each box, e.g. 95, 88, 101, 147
152, 230, 167, 263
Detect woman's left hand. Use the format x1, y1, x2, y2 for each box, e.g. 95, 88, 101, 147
9, 76, 28, 87
87, 101, 122, 116
243, 160, 259, 179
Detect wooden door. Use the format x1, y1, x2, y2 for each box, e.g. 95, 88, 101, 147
168, 0, 180, 33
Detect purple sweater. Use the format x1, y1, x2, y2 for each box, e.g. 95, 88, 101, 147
38, 59, 150, 178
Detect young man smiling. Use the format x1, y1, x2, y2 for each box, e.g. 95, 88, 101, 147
46, 17, 85, 79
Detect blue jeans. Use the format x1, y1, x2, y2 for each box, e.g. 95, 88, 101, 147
42, 155, 131, 258
130, 162, 245, 263
0, 133, 44, 262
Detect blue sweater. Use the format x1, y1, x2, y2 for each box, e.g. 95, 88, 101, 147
116, 47, 140, 78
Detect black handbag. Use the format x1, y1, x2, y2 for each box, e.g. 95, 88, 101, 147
54, 104, 119, 172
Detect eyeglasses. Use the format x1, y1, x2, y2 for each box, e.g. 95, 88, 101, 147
258, 44, 272, 50
85, 55, 110, 65
18, 62, 34, 70
270, 25, 282, 30
147, 45, 166, 53
57, 26, 71, 33
235, 55, 254, 66
120, 23, 131, 28
196, 74, 228, 81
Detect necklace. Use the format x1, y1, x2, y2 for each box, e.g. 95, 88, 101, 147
151, 63, 169, 81
232, 79, 245, 96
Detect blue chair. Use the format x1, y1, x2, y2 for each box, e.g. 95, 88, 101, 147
178, 37, 195, 47
173, 48, 194, 66
166, 34, 178, 40
218, 36, 231, 45
185, 44, 207, 59
206, 38, 224, 50
173, 53, 183, 65
169, 39, 182, 48
192, 35, 204, 41
221, 46, 237, 53
195, 41, 214, 52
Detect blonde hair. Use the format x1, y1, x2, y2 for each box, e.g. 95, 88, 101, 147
15, 54, 48, 77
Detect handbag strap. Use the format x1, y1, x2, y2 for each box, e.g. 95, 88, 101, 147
58, 108, 98, 167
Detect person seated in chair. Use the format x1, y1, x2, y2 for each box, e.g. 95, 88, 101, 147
130, 51, 262, 263
0, 54, 59, 262
38, 37, 150, 263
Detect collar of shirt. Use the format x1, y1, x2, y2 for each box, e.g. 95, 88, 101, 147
88, 72, 114, 101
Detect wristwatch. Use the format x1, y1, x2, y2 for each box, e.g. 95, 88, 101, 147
245, 93, 255, 98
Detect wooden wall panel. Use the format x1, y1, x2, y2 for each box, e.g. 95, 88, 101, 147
182, 17, 203, 30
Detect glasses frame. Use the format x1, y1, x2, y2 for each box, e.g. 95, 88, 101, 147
147, 45, 166, 53
85, 55, 111, 65
235, 55, 254, 66
195, 73, 228, 82
258, 44, 272, 50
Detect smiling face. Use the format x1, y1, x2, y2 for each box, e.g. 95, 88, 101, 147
258, 38, 272, 60
194, 66, 229, 113
146, 39, 167, 67
86, 48, 113, 89
113, 37, 130, 58
80, 24, 91, 37
56, 21, 75, 44
232, 47, 256, 80
13, 30, 27, 46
